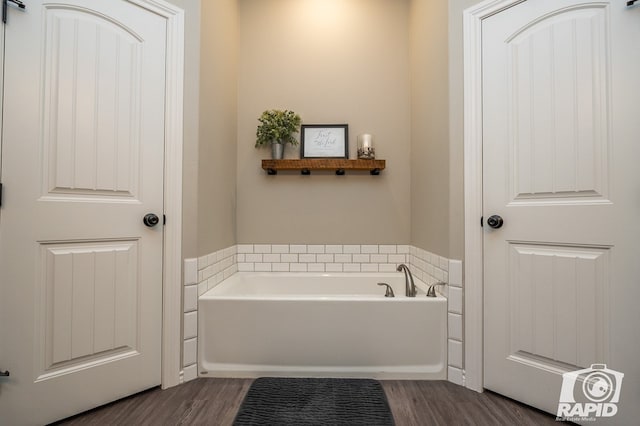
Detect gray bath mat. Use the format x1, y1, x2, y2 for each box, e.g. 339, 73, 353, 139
233, 377, 395, 426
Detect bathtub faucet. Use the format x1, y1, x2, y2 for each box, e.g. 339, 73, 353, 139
397, 264, 417, 297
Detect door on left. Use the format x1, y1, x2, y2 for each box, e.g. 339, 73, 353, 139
0, 1, 166, 424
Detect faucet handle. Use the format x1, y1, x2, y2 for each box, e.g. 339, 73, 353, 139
427, 282, 446, 297
377, 282, 395, 297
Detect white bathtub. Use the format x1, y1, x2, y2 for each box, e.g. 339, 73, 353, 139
198, 272, 447, 379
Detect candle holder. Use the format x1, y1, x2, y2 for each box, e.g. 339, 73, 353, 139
357, 134, 375, 159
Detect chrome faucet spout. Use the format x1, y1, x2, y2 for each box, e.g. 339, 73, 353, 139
396, 264, 417, 297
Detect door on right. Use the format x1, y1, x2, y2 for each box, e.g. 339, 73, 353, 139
482, 0, 639, 423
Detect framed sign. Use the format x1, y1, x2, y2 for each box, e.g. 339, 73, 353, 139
300, 124, 349, 159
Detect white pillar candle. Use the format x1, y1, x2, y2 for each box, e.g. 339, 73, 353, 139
359, 134, 373, 148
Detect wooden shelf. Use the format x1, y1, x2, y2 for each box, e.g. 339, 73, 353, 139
262, 159, 386, 175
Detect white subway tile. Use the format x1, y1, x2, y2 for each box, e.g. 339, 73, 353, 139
197, 255, 208, 270
237, 254, 246, 262
290, 263, 308, 272
361, 244, 379, 254
272, 263, 290, 272
439, 256, 449, 271
379, 264, 397, 272
281, 253, 298, 263
398, 245, 410, 254
449, 287, 462, 314
272, 244, 290, 254
223, 246, 237, 259
198, 270, 204, 283
254, 244, 272, 254
448, 340, 463, 368
183, 338, 197, 367
207, 253, 216, 266
308, 263, 325, 272
184, 285, 198, 313
334, 254, 352, 263
198, 281, 207, 296
299, 254, 316, 263
326, 263, 343, 272
388, 254, 406, 264
316, 254, 334, 263
238, 263, 254, 272
263, 253, 281, 263
343, 263, 361, 272
290, 244, 307, 253
448, 366, 463, 386
448, 313, 463, 341
184, 258, 198, 285
254, 263, 272, 272
409, 246, 417, 256
307, 245, 325, 254
449, 260, 463, 287
245, 253, 262, 263
237, 244, 254, 254
353, 254, 370, 263
215, 272, 224, 284
183, 312, 197, 339
371, 254, 388, 263
183, 364, 198, 382
343, 245, 361, 254
361, 263, 379, 272
223, 266, 236, 279
379, 245, 397, 254
325, 245, 343, 254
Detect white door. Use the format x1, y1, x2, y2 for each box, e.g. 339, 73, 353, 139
483, 0, 639, 423
0, 1, 166, 424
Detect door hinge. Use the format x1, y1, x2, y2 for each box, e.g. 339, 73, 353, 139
480, 216, 483, 227
0, 370, 9, 377
2, 0, 26, 24
163, 214, 166, 225
0, 182, 3, 207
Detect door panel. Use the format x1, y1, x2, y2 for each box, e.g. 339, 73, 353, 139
43, 6, 143, 200
483, 0, 639, 423
0, 1, 166, 424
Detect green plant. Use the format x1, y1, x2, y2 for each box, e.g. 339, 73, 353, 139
255, 109, 302, 147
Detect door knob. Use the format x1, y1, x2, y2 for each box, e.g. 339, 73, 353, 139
143, 213, 160, 227
487, 215, 504, 229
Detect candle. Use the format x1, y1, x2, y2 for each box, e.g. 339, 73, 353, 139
357, 134, 375, 159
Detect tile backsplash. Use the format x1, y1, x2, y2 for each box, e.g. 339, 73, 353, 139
183, 243, 464, 387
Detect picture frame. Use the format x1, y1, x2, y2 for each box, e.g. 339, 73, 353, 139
300, 124, 349, 159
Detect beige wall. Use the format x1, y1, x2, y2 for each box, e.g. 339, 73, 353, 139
197, 0, 238, 255
236, 0, 412, 244
409, 0, 450, 257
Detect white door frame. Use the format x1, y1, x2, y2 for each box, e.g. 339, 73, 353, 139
462, 0, 525, 393
123, 0, 184, 389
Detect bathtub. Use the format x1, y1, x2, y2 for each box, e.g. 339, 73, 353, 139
198, 272, 447, 379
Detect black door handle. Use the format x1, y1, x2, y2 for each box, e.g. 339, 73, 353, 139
143, 213, 160, 227
487, 215, 504, 229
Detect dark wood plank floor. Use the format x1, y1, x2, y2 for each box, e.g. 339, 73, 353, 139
54, 378, 560, 426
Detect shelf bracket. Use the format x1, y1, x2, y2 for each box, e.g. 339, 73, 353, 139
301, 169, 311, 175
336, 169, 345, 176
370, 168, 381, 175
267, 168, 277, 175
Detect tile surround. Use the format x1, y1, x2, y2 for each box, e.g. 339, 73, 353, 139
182, 243, 464, 386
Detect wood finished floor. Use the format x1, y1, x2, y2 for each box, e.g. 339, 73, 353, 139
54, 378, 561, 426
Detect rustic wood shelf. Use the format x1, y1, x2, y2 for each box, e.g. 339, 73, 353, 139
262, 159, 386, 175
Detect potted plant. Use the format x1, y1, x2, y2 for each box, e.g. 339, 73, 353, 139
255, 109, 302, 159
